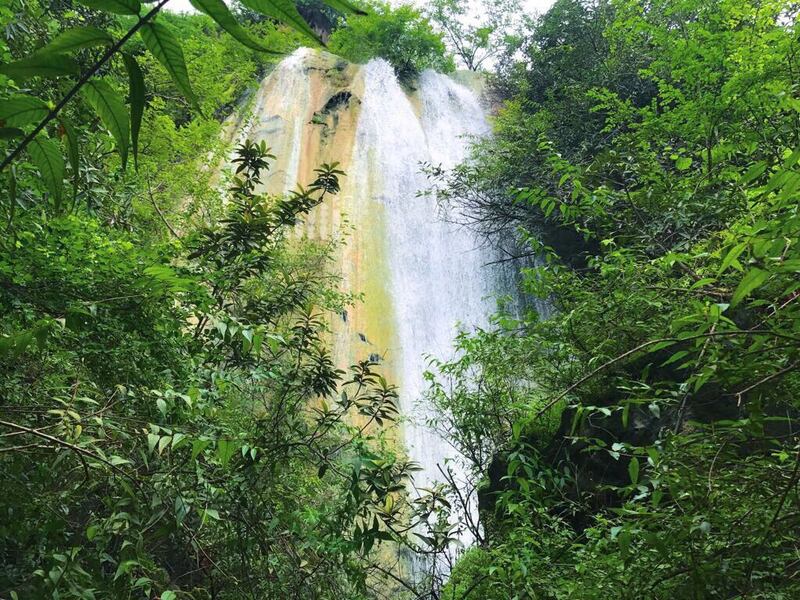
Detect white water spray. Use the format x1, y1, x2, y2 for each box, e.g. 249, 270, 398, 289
239, 50, 513, 565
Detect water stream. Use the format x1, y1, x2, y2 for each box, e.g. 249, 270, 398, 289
237, 49, 513, 563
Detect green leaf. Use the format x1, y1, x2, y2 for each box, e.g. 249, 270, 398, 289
321, 0, 367, 15
6, 170, 17, 223
147, 433, 159, 454
161, 591, 177, 600
661, 350, 688, 367
675, 156, 692, 170
38, 26, 114, 54
59, 118, 80, 202
239, 0, 321, 45
122, 53, 145, 169
628, 456, 640, 485
189, 0, 281, 53
140, 21, 202, 114
203, 508, 221, 521
157, 435, 171, 454
216, 439, 236, 467
0, 94, 50, 126
739, 161, 766, 185
731, 268, 770, 307
718, 241, 747, 275
191, 438, 211, 460
0, 54, 79, 81
76, 0, 141, 15
0, 127, 24, 139
28, 136, 64, 207
81, 79, 130, 169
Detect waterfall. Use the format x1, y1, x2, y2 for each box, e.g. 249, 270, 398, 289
238, 49, 511, 562
352, 59, 499, 501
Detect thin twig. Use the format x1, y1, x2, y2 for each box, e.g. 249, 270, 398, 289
536, 329, 800, 417
147, 176, 181, 239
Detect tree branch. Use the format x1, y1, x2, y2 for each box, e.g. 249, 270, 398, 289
0, 0, 173, 173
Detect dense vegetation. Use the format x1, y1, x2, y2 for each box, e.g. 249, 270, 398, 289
427, 0, 800, 597
328, 1, 454, 82
0, 2, 448, 599
2, 0, 800, 598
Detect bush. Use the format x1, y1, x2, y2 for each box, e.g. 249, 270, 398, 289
328, 1, 455, 82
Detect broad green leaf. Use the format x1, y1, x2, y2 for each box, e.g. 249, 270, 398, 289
157, 435, 171, 454
216, 439, 236, 466
739, 161, 766, 185
662, 350, 688, 366
191, 438, 211, 460
321, 0, 367, 15
0, 94, 50, 126
28, 136, 64, 207
781, 146, 800, 170
731, 268, 770, 306
38, 27, 114, 54
140, 21, 202, 114
122, 54, 145, 169
239, 0, 321, 45
0, 127, 24, 139
58, 117, 80, 202
777, 171, 800, 202
0, 54, 79, 81
718, 241, 747, 275
628, 456, 640, 485
202, 508, 221, 521
147, 433, 159, 454
76, 0, 141, 15
82, 79, 130, 169
189, 0, 281, 53
675, 156, 692, 171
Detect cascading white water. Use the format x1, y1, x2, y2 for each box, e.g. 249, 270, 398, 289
239, 49, 513, 566
350, 60, 511, 560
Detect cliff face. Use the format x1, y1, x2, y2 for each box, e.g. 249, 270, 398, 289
240, 49, 396, 390
234, 53, 516, 555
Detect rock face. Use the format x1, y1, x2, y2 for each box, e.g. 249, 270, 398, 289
234, 50, 517, 553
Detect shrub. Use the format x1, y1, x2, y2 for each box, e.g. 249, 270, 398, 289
328, 1, 455, 82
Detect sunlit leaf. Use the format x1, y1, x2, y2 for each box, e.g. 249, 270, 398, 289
189, 0, 282, 53
731, 268, 769, 306
238, 0, 321, 45
0, 54, 79, 81
0, 94, 51, 127
38, 26, 114, 54
140, 21, 202, 114
122, 53, 145, 168
28, 136, 64, 208
321, 0, 367, 15
82, 79, 130, 169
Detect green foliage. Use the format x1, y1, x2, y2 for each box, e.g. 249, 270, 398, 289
0, 0, 364, 186
424, 0, 525, 71
0, 137, 420, 599
0, 3, 456, 598
431, 0, 800, 597
329, 1, 455, 82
